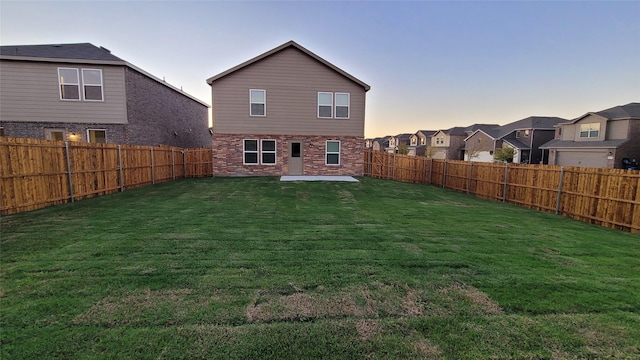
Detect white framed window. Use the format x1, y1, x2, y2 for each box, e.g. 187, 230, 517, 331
87, 129, 106, 144
243, 139, 259, 164
318, 92, 333, 118
82, 69, 104, 101
58, 68, 80, 100
45, 129, 66, 141
335, 93, 350, 119
436, 136, 445, 145
261, 139, 276, 165
326, 140, 340, 165
250, 89, 266, 116
579, 123, 600, 138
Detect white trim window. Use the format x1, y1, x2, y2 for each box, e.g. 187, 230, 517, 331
326, 140, 340, 165
87, 129, 107, 144
45, 129, 66, 141
335, 93, 350, 119
250, 89, 266, 116
318, 92, 333, 118
261, 139, 276, 165
58, 68, 80, 100
243, 139, 259, 164
82, 69, 104, 101
579, 123, 600, 138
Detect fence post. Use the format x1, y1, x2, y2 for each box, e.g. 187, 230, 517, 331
171, 148, 175, 180
423, 157, 426, 184
442, 159, 447, 188
392, 152, 396, 180
150, 147, 155, 185
467, 161, 473, 194
118, 145, 124, 192
555, 167, 565, 215
502, 162, 508, 203
429, 158, 433, 184
183, 150, 187, 178
64, 142, 75, 203
212, 149, 215, 177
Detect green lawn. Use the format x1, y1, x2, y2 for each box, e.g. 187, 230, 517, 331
1, 177, 639, 359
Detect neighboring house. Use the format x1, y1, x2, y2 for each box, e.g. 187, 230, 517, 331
206, 41, 370, 176
387, 133, 412, 154
540, 103, 640, 169
0, 43, 210, 147
371, 137, 390, 152
464, 117, 567, 163
431, 124, 498, 160
409, 130, 435, 156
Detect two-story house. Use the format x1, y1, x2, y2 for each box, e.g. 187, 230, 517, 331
409, 130, 436, 156
540, 103, 640, 168
0, 43, 210, 147
431, 124, 498, 160
464, 117, 567, 163
206, 41, 370, 176
386, 133, 412, 154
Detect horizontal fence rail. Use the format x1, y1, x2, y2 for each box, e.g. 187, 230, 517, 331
1, 137, 213, 215
364, 149, 640, 233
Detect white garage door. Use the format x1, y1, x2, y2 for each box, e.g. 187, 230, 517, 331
556, 150, 608, 168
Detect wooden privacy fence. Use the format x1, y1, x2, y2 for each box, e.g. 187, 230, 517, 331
364, 150, 640, 233
0, 137, 214, 215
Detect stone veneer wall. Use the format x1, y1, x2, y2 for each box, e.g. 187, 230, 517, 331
212, 134, 364, 176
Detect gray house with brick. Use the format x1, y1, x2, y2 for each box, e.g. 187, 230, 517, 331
540, 103, 640, 168
0, 43, 210, 147
206, 41, 370, 176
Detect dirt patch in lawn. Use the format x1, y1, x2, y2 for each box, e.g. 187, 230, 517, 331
439, 283, 503, 315
356, 319, 382, 340
73, 288, 209, 326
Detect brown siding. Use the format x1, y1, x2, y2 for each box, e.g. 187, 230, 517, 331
607, 119, 630, 140
0, 60, 127, 124
211, 47, 365, 136
212, 134, 363, 176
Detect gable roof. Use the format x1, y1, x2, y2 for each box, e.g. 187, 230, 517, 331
206, 41, 370, 91
0, 42, 208, 107
570, 102, 640, 123
416, 130, 436, 137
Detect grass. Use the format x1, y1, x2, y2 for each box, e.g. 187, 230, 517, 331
1, 176, 639, 359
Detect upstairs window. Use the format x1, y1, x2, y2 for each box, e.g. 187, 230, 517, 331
579, 123, 600, 138
436, 136, 445, 145
318, 92, 333, 118
82, 69, 104, 101
335, 93, 350, 119
58, 68, 80, 100
250, 89, 266, 116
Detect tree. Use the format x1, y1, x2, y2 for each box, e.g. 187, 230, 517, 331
424, 146, 437, 158
494, 146, 515, 163
398, 143, 409, 155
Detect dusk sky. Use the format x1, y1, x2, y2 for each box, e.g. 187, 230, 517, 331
1, 1, 638, 138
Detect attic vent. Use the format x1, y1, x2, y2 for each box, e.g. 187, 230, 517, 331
99, 46, 111, 53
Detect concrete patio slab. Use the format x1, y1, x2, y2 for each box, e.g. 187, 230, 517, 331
280, 176, 359, 182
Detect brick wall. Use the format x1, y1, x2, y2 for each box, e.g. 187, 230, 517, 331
0, 121, 127, 143
212, 134, 363, 176
124, 68, 211, 148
